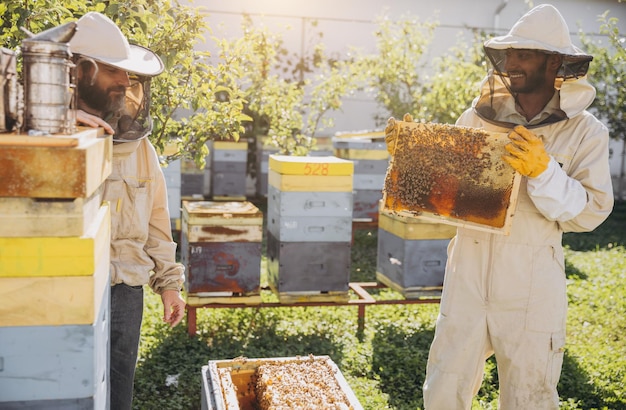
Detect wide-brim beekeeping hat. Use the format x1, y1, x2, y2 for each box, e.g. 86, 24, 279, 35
484, 4, 592, 79
69, 11, 163, 77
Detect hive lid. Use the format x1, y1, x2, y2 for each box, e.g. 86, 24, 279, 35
182, 201, 263, 225
382, 121, 521, 235
269, 155, 354, 175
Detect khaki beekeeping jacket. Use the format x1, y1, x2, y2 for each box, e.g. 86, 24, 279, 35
104, 138, 184, 294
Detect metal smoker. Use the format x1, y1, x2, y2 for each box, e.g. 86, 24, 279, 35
21, 21, 78, 135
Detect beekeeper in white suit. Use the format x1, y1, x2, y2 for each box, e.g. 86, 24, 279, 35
386, 4, 613, 409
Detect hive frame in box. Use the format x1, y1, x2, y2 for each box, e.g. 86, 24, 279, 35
202, 355, 363, 410
383, 121, 522, 235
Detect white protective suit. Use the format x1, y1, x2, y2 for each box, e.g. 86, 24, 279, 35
423, 5, 614, 409
105, 138, 185, 294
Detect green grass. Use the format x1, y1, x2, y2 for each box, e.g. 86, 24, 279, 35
133, 201, 626, 410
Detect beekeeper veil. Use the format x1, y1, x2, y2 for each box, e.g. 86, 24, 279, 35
69, 12, 164, 142
476, 4, 594, 125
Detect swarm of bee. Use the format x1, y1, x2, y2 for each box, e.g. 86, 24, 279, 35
384, 121, 515, 228
255, 356, 352, 410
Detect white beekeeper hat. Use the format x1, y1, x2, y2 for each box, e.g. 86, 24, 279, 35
69, 11, 163, 77
484, 4, 592, 79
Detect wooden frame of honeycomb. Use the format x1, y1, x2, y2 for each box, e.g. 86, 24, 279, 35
204, 355, 363, 410
383, 121, 521, 235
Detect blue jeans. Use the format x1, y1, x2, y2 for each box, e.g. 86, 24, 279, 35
110, 283, 144, 410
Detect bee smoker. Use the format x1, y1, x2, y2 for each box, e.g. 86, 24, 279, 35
20, 21, 78, 135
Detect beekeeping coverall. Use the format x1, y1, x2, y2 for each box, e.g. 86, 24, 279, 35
422, 5, 614, 409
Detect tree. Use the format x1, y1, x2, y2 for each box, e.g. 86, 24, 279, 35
0, 0, 250, 168
348, 13, 486, 126
580, 12, 626, 199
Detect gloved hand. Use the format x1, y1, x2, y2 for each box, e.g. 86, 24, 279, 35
385, 113, 413, 155
502, 125, 550, 178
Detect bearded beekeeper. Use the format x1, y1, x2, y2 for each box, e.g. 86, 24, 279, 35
69, 12, 186, 410
386, 4, 614, 409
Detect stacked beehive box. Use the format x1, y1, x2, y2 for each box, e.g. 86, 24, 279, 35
266, 155, 353, 303
0, 128, 112, 408
332, 130, 388, 222
181, 200, 263, 306
181, 156, 208, 200
376, 209, 456, 298
211, 140, 248, 200
254, 136, 280, 197
161, 158, 182, 228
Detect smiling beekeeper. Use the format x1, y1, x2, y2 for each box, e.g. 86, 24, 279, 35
386, 4, 614, 409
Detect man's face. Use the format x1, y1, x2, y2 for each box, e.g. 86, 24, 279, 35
77, 61, 130, 114
503, 49, 552, 94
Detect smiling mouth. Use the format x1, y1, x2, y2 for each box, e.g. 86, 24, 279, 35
508, 73, 525, 79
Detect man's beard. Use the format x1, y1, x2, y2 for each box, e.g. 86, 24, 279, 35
509, 58, 549, 94
77, 76, 126, 114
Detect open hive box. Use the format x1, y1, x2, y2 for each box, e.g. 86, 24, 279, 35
202, 355, 363, 410
383, 121, 521, 235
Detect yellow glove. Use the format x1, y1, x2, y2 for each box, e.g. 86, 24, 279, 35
502, 125, 550, 178
385, 113, 413, 155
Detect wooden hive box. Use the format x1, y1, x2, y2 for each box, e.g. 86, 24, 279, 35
383, 121, 521, 235
0, 128, 111, 198
0, 286, 109, 405
181, 201, 263, 302
0, 186, 102, 237
201, 356, 363, 410
0, 204, 111, 327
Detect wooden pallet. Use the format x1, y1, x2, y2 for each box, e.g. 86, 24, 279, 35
186, 292, 262, 307
376, 272, 442, 299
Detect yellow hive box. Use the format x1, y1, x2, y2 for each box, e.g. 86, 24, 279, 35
0, 206, 110, 327
0, 128, 111, 198
0, 203, 110, 277
334, 147, 388, 160
213, 141, 248, 150
269, 155, 353, 176
334, 130, 384, 139
268, 169, 353, 192
378, 210, 457, 240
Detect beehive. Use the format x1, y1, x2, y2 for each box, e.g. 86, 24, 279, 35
255, 136, 280, 197
0, 127, 111, 409
201, 356, 363, 410
266, 155, 353, 301
383, 121, 521, 235
211, 140, 248, 200
161, 158, 182, 221
333, 132, 389, 221
181, 201, 263, 302
376, 211, 455, 298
